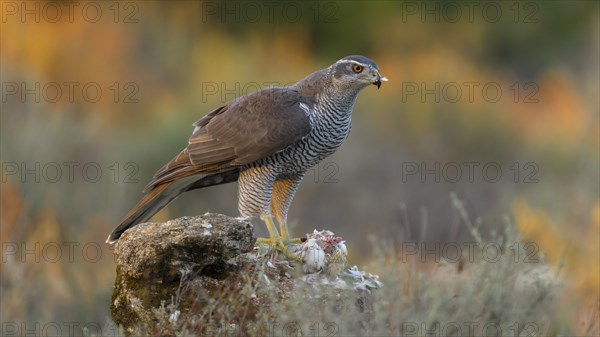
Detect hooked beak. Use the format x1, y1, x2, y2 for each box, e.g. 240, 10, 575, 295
372, 73, 388, 89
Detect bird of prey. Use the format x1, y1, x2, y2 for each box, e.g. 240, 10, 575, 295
107, 55, 386, 252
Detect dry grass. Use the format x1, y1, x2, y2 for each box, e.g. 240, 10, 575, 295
98, 194, 585, 337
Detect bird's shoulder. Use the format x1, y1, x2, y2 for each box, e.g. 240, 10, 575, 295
194, 86, 312, 127
190, 86, 314, 142
184, 86, 314, 166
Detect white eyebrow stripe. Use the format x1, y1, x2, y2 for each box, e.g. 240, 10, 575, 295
334, 60, 371, 68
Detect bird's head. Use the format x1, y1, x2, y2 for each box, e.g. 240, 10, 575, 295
330, 55, 387, 91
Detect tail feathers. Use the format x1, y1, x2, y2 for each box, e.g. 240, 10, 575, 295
106, 181, 186, 244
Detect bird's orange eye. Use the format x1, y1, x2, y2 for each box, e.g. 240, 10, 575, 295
353, 64, 363, 73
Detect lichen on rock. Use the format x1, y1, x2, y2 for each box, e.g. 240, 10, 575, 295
110, 213, 380, 335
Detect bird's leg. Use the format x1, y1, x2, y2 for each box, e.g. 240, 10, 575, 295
256, 214, 302, 262
239, 168, 302, 261
261, 214, 281, 241
274, 213, 302, 245
255, 214, 281, 245
270, 173, 305, 245
239, 167, 280, 243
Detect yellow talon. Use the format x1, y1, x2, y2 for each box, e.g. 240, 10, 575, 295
256, 215, 303, 262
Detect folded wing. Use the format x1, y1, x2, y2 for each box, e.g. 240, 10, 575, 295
144, 87, 312, 191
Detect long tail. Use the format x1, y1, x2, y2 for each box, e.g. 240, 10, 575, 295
106, 179, 191, 244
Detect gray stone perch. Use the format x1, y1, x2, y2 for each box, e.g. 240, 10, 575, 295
110, 213, 381, 335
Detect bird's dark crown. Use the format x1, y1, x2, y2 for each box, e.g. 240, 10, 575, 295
337, 55, 380, 71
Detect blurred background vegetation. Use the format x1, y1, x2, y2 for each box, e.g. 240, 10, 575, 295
1, 0, 598, 335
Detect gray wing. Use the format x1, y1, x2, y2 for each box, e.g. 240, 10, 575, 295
144, 87, 312, 191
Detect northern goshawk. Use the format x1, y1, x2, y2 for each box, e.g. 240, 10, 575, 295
107, 55, 385, 246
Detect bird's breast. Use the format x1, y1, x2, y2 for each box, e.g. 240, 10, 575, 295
273, 109, 352, 173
